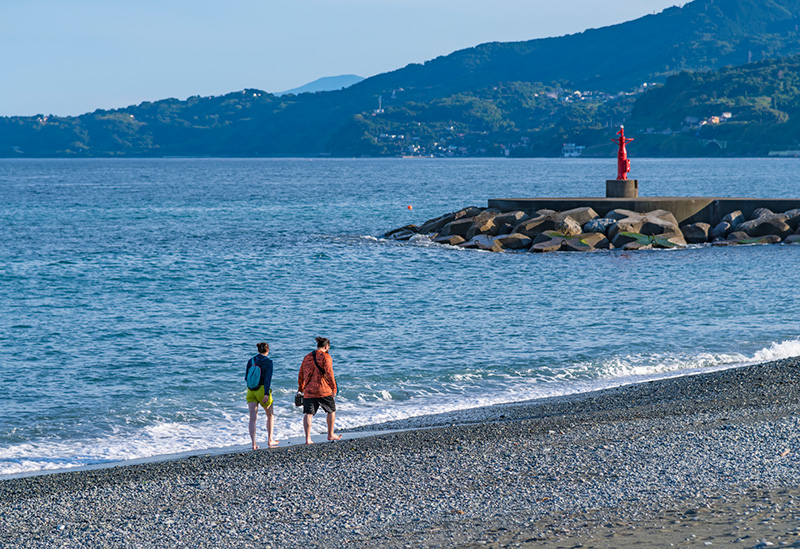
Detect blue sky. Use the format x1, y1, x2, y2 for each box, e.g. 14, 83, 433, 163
2, 1, 685, 117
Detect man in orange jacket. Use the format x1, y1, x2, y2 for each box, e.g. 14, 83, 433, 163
298, 337, 342, 444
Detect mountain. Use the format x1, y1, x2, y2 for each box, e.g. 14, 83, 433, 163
274, 75, 365, 96
4, 0, 800, 157
623, 54, 800, 156
352, 0, 800, 97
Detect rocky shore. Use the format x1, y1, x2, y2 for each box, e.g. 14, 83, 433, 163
2, 358, 799, 548
386, 205, 800, 252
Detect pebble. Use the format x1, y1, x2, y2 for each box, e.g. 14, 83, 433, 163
1, 358, 800, 548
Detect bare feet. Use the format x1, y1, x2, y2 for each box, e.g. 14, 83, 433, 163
252, 444, 260, 450
268, 439, 280, 447
328, 434, 342, 441
305, 439, 314, 445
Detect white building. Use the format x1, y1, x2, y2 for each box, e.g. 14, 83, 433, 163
562, 143, 586, 157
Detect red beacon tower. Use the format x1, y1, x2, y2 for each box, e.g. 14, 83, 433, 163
612, 126, 634, 180
606, 125, 639, 198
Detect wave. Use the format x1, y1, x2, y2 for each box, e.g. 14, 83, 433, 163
2, 338, 798, 478
752, 339, 800, 363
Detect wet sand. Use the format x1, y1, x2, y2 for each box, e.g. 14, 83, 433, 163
1, 358, 799, 548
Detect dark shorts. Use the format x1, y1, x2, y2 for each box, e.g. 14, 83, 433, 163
303, 395, 336, 415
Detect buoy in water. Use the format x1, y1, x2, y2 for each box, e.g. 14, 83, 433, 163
407, 205, 413, 210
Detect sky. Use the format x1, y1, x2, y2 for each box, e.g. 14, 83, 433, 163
2, 0, 686, 117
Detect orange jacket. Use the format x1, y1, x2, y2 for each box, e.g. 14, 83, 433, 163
298, 350, 336, 398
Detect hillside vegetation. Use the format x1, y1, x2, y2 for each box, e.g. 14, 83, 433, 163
3, 0, 800, 157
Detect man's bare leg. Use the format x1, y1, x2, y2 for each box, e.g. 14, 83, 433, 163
265, 404, 279, 446
248, 401, 260, 450
327, 412, 342, 441
303, 414, 314, 444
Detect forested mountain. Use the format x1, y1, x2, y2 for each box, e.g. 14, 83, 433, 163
3, 0, 800, 157
624, 55, 800, 156
352, 0, 800, 95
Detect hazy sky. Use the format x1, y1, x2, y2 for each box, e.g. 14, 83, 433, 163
2, 1, 686, 117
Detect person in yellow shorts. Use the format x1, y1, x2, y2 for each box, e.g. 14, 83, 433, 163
245, 342, 279, 449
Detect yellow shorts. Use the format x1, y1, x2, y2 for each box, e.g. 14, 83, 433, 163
246, 387, 273, 407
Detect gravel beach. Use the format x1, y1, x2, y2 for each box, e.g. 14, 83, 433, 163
2, 358, 799, 548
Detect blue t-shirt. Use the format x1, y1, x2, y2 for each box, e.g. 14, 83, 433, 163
246, 354, 273, 392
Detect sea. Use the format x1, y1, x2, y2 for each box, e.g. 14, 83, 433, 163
1, 157, 799, 477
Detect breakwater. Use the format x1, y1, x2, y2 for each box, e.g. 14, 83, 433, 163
386, 198, 800, 252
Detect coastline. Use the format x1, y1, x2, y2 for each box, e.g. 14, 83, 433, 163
2, 358, 799, 548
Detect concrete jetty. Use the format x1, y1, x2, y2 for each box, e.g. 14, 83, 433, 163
487, 197, 800, 226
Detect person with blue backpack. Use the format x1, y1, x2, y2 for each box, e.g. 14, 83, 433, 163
245, 341, 279, 449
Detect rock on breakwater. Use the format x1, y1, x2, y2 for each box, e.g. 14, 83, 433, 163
386, 205, 800, 252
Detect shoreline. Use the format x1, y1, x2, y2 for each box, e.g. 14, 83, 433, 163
0, 357, 752, 482
2, 357, 799, 547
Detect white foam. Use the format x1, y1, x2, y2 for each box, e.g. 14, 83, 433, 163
752, 339, 800, 363
330, 339, 800, 434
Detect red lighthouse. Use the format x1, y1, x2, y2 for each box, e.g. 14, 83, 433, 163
606, 126, 638, 197
611, 126, 634, 180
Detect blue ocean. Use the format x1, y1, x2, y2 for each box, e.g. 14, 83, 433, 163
1, 157, 799, 476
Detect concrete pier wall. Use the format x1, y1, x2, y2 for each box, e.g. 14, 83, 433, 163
487, 197, 800, 225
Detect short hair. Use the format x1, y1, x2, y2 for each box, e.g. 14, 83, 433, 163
257, 342, 269, 354
315, 337, 330, 349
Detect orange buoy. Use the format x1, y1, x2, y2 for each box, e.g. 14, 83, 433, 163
407, 205, 413, 210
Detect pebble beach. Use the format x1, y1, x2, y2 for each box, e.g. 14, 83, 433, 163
2, 358, 799, 548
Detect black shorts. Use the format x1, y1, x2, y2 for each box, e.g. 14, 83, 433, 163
303, 396, 336, 415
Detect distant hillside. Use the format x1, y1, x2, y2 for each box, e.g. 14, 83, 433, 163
622, 55, 800, 156
274, 75, 365, 96
4, 0, 800, 157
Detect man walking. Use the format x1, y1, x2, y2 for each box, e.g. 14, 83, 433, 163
246, 341, 279, 449
298, 337, 341, 444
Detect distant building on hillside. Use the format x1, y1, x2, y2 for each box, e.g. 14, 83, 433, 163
562, 143, 585, 157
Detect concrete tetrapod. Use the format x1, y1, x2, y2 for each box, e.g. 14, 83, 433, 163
682, 223, 711, 244
493, 210, 530, 227
419, 214, 455, 235
387, 229, 417, 241
613, 232, 686, 250
433, 235, 466, 246
784, 209, 800, 231
583, 218, 616, 235
514, 214, 558, 238
530, 231, 568, 253
722, 210, 745, 228
554, 216, 583, 237
464, 209, 502, 240
554, 207, 599, 226
384, 224, 419, 238
737, 214, 793, 239
560, 232, 612, 252
439, 218, 476, 238
494, 233, 532, 250
605, 209, 641, 221
460, 234, 503, 252
714, 233, 783, 246
709, 221, 732, 240
608, 217, 644, 241
640, 212, 681, 236
784, 234, 800, 244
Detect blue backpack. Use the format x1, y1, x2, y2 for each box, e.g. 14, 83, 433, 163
246, 356, 262, 390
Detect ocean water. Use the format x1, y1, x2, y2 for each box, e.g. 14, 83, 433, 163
1, 157, 799, 477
